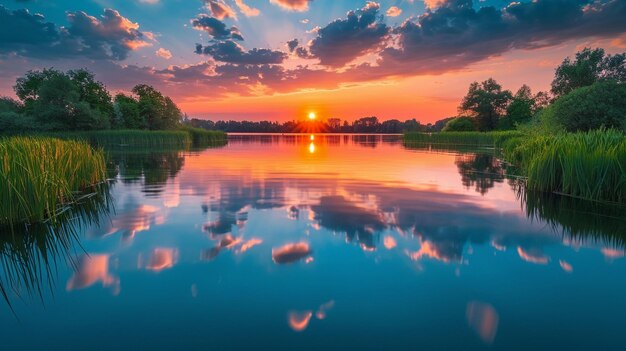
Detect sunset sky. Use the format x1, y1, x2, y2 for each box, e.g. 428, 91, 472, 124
1, 0, 625, 122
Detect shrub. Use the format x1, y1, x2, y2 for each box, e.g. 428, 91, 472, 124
442, 117, 476, 132
545, 81, 626, 132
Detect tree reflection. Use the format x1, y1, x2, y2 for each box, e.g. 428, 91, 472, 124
455, 153, 505, 195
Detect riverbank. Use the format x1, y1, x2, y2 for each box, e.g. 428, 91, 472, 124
0, 137, 107, 225
404, 130, 626, 203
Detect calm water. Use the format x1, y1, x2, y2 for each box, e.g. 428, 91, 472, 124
2, 134, 626, 350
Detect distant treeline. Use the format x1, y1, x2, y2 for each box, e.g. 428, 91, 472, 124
187, 116, 455, 134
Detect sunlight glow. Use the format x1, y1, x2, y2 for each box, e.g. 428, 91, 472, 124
308, 112, 316, 120
309, 142, 316, 154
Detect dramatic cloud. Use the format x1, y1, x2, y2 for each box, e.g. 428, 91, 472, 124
307, 2, 390, 67
155, 47, 172, 59
386, 6, 402, 17
235, 0, 260, 17
378, 0, 626, 75
192, 15, 243, 40
195, 40, 287, 64
204, 0, 237, 20
270, 0, 313, 12
0, 6, 153, 61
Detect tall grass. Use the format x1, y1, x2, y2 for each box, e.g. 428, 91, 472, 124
502, 129, 626, 203
0, 137, 107, 225
50, 130, 193, 149
403, 131, 522, 147
178, 126, 227, 147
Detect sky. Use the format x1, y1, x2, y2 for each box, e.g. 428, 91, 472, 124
0, 0, 625, 123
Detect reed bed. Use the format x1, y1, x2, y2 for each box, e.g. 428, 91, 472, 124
0, 137, 106, 225
503, 129, 626, 203
50, 130, 193, 148
178, 126, 227, 146
403, 131, 522, 147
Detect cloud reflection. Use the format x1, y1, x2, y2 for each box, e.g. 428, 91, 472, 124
288, 310, 313, 332
466, 301, 499, 345
272, 242, 312, 264
66, 254, 120, 295
146, 248, 178, 272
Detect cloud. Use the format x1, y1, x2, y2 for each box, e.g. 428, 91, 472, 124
270, 0, 313, 12
235, 0, 260, 17
195, 40, 287, 64
307, 2, 390, 67
138, 0, 159, 4
192, 15, 243, 40
0, 6, 154, 61
423, 0, 447, 9
386, 6, 402, 17
204, 0, 237, 20
155, 47, 172, 59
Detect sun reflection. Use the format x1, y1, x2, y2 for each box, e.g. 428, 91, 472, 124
309, 142, 315, 154
310, 134, 314, 141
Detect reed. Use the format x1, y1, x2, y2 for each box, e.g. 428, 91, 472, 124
502, 129, 626, 203
403, 131, 522, 147
178, 126, 227, 147
50, 130, 193, 148
0, 137, 107, 225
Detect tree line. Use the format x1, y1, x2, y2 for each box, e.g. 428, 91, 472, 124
186, 116, 452, 134
0, 68, 183, 132
446, 47, 626, 133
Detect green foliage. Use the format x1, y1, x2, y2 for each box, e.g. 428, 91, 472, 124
51, 130, 194, 148
542, 81, 626, 132
132, 84, 182, 130
404, 131, 522, 147
502, 129, 626, 203
442, 116, 476, 132
114, 93, 145, 129
551, 47, 626, 98
0, 137, 107, 224
178, 126, 227, 146
459, 78, 512, 131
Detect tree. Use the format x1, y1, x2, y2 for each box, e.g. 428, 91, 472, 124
114, 94, 144, 129
443, 116, 476, 132
500, 85, 548, 129
543, 81, 626, 132
551, 48, 626, 98
67, 69, 114, 118
131, 84, 182, 130
459, 79, 512, 132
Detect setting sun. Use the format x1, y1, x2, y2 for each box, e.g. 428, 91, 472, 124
308, 112, 316, 120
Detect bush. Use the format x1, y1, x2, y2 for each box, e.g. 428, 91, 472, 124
442, 117, 476, 132
545, 81, 626, 132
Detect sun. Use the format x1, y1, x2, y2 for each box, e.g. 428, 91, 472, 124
308, 112, 316, 120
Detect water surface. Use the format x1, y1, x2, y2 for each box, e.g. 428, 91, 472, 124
2, 134, 626, 350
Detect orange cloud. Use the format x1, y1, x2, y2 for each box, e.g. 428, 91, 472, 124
146, 248, 178, 272
386, 6, 402, 17
270, 0, 311, 12
156, 47, 172, 59
66, 254, 119, 294
384, 235, 397, 249
235, 0, 260, 16
466, 301, 499, 344
272, 242, 312, 264
517, 247, 549, 265
288, 310, 313, 331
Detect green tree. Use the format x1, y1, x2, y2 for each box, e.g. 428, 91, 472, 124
459, 79, 512, 132
544, 81, 626, 132
551, 48, 626, 98
68, 69, 114, 118
114, 93, 145, 129
443, 116, 476, 132
131, 84, 181, 130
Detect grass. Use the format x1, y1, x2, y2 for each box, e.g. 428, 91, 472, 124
178, 126, 228, 147
48, 128, 227, 149
0, 137, 107, 225
502, 129, 626, 203
403, 131, 522, 147
49, 130, 193, 148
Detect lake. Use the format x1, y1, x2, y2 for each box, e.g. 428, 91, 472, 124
2, 134, 626, 350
